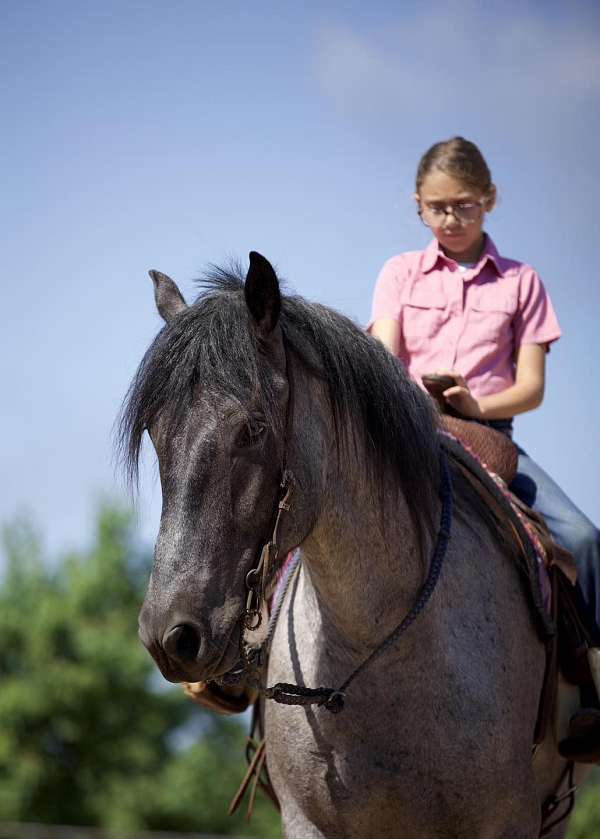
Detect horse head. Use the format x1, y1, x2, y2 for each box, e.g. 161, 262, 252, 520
127, 253, 325, 683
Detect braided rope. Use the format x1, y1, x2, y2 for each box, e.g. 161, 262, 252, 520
265, 549, 302, 651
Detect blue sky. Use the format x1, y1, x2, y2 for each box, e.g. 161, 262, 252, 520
2, 0, 599, 559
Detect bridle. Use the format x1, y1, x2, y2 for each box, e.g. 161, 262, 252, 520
224, 336, 454, 713
242, 468, 296, 632
240, 334, 298, 633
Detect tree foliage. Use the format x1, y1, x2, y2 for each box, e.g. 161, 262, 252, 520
0, 506, 280, 836
567, 769, 600, 839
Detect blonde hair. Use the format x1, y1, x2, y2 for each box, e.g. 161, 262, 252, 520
416, 137, 493, 195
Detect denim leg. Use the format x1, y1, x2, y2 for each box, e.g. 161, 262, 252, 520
510, 447, 600, 642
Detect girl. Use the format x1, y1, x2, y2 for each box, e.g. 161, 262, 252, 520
369, 136, 600, 763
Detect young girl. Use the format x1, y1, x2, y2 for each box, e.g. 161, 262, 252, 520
369, 136, 600, 763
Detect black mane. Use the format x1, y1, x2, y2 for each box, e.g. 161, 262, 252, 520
117, 264, 441, 535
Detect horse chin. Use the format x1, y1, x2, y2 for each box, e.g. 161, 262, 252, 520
158, 662, 198, 684
203, 626, 244, 681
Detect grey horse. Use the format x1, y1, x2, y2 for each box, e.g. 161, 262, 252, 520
122, 252, 587, 838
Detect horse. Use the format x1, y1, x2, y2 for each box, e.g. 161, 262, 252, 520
121, 251, 587, 838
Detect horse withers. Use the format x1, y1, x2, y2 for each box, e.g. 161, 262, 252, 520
121, 252, 588, 838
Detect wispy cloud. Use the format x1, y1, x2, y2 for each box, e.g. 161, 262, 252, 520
313, 5, 600, 127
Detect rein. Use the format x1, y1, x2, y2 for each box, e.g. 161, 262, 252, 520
228, 403, 454, 713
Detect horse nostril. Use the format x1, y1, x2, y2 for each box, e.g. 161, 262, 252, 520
163, 624, 201, 663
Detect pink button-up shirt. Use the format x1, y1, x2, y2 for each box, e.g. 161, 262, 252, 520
369, 235, 562, 398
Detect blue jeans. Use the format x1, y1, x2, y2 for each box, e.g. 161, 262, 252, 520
509, 447, 600, 643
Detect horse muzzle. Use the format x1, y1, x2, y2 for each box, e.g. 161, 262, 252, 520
138, 607, 242, 684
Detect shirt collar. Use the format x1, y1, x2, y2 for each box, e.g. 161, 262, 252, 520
422, 234, 503, 276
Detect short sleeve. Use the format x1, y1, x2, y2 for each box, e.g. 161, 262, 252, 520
513, 268, 562, 351
367, 256, 409, 330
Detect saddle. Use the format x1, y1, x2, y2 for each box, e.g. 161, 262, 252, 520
440, 414, 518, 484
422, 373, 518, 484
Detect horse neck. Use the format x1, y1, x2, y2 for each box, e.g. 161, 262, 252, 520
299, 457, 437, 650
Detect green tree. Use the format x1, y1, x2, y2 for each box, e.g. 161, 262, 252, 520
567, 770, 600, 839
0, 506, 280, 836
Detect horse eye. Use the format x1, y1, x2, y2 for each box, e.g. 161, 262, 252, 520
235, 420, 267, 449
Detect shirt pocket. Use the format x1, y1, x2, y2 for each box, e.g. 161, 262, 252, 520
468, 290, 518, 345
401, 290, 447, 353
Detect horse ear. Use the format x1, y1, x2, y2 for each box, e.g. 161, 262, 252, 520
244, 251, 281, 335
149, 270, 188, 323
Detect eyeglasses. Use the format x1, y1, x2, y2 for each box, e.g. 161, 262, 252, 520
418, 200, 485, 228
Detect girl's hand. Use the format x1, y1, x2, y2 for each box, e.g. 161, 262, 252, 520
436, 369, 483, 419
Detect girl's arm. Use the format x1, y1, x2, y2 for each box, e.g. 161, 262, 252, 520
370, 318, 401, 356
442, 343, 546, 419
371, 316, 547, 421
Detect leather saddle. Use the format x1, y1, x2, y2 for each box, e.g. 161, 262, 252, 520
440, 415, 518, 485
422, 374, 518, 485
